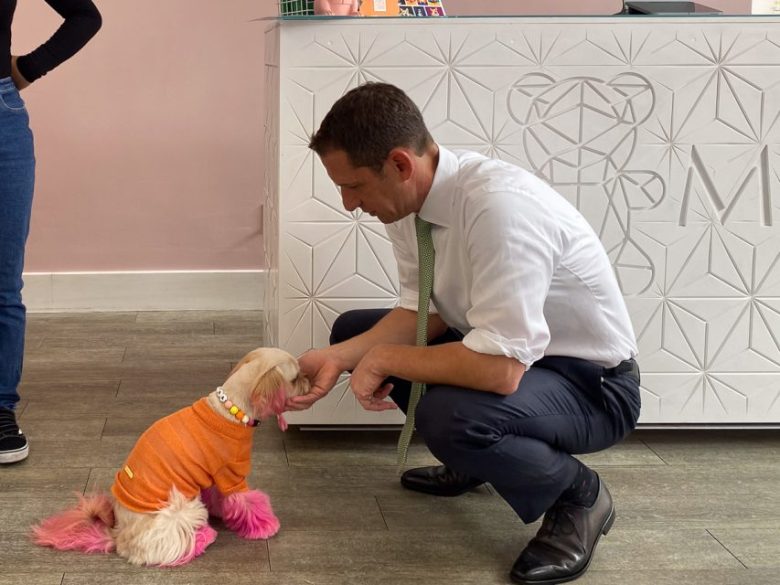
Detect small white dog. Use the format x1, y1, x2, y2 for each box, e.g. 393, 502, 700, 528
32, 347, 309, 566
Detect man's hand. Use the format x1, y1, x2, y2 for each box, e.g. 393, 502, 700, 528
350, 345, 398, 412
10, 57, 31, 90
286, 348, 344, 411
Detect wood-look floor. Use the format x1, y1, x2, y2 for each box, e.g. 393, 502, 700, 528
1, 311, 779, 585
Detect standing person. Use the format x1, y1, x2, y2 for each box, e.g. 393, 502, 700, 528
0, 0, 101, 464
289, 82, 641, 584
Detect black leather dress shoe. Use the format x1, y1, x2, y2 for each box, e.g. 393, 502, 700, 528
510, 477, 615, 584
400, 465, 484, 497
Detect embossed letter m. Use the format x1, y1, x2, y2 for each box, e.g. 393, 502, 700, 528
679, 145, 772, 227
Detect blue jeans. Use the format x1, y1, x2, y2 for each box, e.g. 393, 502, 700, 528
0, 77, 35, 410
331, 309, 641, 523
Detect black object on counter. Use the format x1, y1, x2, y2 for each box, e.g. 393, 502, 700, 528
623, 1, 721, 14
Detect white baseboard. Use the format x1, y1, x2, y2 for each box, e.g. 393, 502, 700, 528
22, 270, 266, 312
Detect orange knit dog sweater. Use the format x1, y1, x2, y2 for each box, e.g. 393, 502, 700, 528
112, 397, 253, 513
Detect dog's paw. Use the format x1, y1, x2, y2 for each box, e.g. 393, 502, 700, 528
238, 513, 280, 540
162, 524, 218, 567
222, 490, 281, 540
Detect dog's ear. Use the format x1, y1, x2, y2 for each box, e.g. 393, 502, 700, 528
249, 367, 291, 431
249, 366, 289, 422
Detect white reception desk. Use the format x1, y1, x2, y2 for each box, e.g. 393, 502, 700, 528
264, 15, 780, 426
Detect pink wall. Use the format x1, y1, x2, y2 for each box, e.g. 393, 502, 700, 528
14, 0, 751, 272
14, 0, 276, 271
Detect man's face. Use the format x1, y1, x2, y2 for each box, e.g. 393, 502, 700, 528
320, 149, 412, 224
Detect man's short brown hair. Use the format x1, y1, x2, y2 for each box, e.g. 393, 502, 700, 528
309, 82, 433, 172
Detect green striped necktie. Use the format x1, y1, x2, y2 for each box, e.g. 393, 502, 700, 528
397, 214, 435, 473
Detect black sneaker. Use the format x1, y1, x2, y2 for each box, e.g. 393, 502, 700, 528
0, 407, 29, 464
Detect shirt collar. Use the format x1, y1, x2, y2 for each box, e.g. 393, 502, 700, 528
417, 145, 457, 229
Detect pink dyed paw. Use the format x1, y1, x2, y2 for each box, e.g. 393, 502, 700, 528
164, 524, 218, 566
195, 523, 218, 551
240, 512, 280, 540
222, 490, 281, 540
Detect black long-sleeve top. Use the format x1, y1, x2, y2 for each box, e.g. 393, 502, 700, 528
1, 0, 101, 83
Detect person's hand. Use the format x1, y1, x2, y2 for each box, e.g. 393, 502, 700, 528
10, 56, 31, 90
286, 348, 344, 411
350, 346, 398, 412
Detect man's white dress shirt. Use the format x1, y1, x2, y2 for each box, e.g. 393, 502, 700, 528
385, 146, 638, 368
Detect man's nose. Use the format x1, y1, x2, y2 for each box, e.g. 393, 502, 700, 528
341, 192, 360, 212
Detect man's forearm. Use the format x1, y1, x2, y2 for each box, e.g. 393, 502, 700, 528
370, 341, 525, 395
329, 307, 448, 371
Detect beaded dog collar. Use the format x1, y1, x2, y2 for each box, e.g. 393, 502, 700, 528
215, 387, 259, 427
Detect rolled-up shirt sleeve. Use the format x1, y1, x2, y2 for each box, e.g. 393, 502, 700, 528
461, 190, 561, 367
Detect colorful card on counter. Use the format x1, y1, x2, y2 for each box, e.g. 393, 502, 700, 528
398, 0, 446, 17
359, 0, 400, 16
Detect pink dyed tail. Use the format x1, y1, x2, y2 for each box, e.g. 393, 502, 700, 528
32, 492, 116, 554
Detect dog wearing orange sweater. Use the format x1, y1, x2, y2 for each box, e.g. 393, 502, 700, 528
32, 347, 309, 566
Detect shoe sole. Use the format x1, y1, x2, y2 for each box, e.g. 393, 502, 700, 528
0, 444, 29, 464
510, 505, 616, 585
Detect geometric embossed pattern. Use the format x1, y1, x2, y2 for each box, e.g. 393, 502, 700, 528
266, 20, 780, 423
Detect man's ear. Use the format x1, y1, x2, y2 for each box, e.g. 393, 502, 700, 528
387, 148, 414, 182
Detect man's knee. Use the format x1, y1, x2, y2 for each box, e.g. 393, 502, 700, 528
329, 310, 367, 345
330, 309, 389, 345
330, 312, 353, 345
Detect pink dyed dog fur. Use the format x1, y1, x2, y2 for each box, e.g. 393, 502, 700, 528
32, 493, 116, 554
163, 524, 218, 567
